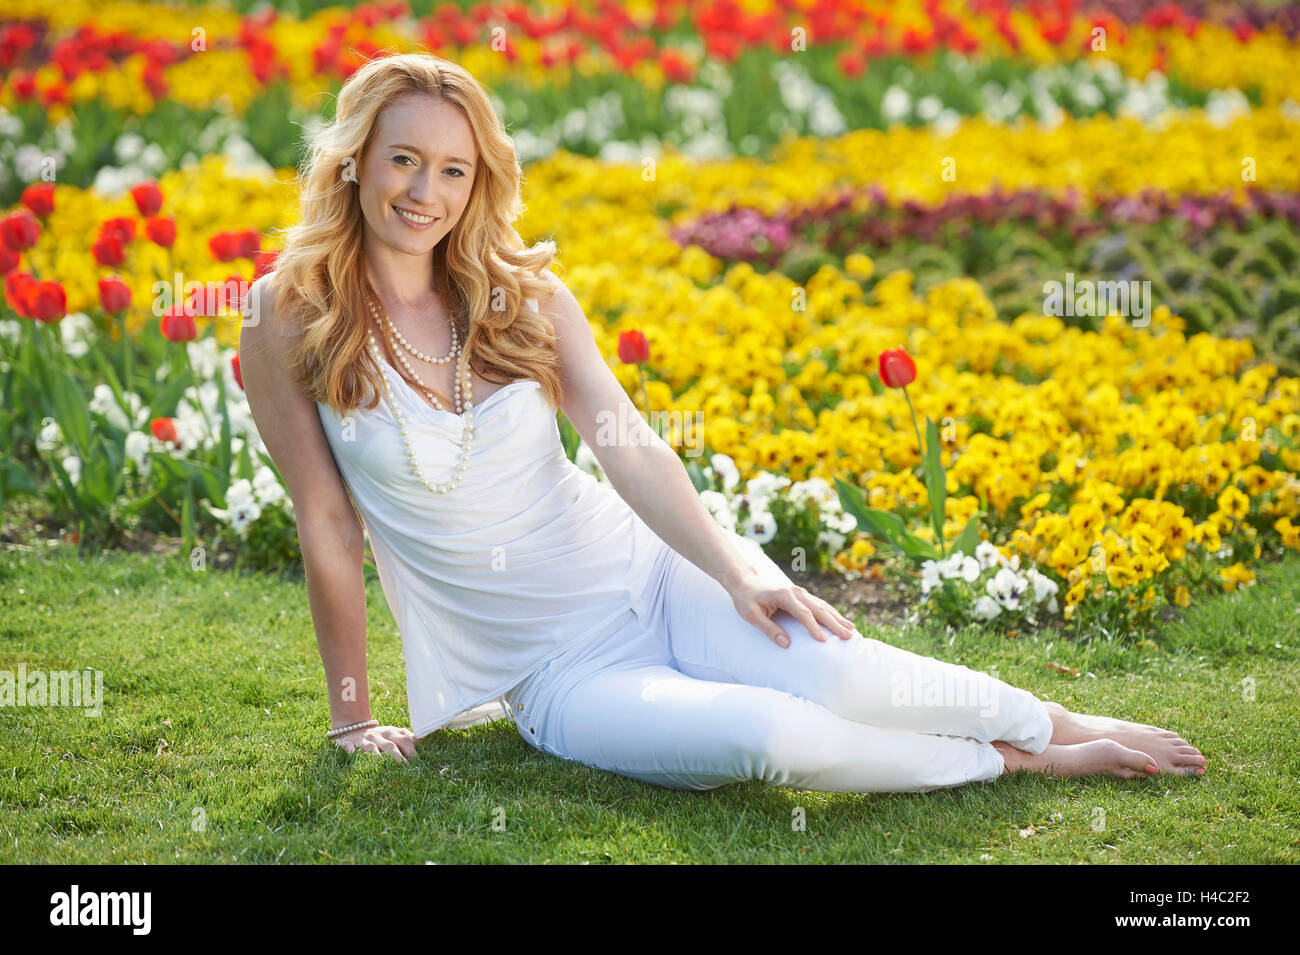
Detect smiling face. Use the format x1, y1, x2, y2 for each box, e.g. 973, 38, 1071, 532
357, 92, 478, 259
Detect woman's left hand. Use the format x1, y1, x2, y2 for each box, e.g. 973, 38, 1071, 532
726, 571, 860, 648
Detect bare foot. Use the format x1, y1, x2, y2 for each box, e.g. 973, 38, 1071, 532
994, 739, 1159, 779
1039, 700, 1206, 777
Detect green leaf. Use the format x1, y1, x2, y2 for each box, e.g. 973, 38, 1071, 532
182, 485, 195, 555
951, 515, 982, 558
556, 411, 581, 463
685, 458, 712, 493
45, 359, 93, 455
215, 357, 233, 483
923, 415, 947, 557
835, 476, 941, 562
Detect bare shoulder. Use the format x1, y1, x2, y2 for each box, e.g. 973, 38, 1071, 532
534, 272, 590, 342
238, 272, 358, 532
241, 273, 290, 351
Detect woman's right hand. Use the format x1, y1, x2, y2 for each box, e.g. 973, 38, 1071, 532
332, 724, 419, 763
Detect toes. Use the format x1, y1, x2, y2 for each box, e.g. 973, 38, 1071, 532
1124, 748, 1159, 775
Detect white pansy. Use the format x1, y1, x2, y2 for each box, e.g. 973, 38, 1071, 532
986, 567, 1028, 610
916, 95, 942, 121
226, 478, 255, 508
1026, 568, 1060, 604
975, 539, 1002, 570
0, 319, 24, 345
229, 497, 262, 537
61, 455, 81, 486
59, 312, 96, 358
700, 490, 737, 533
124, 430, 151, 470
790, 477, 837, 510
827, 509, 858, 534
186, 341, 221, 387
817, 528, 846, 554
574, 441, 606, 481
745, 472, 791, 508
972, 596, 1002, 621
921, 559, 943, 596
710, 453, 740, 492
741, 510, 777, 545
252, 465, 285, 505
89, 384, 126, 430
882, 85, 911, 123
114, 132, 145, 162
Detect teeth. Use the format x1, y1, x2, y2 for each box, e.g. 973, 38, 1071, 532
395, 206, 436, 224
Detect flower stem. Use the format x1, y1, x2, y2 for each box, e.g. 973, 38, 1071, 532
902, 386, 924, 464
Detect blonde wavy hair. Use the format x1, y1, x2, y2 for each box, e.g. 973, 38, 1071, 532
271, 52, 562, 418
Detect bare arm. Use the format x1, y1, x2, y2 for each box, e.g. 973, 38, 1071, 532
543, 276, 858, 648
542, 276, 754, 592
240, 275, 414, 760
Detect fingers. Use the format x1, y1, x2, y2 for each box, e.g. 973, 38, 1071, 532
799, 589, 858, 640
335, 727, 417, 763
788, 587, 858, 642
377, 737, 408, 764
784, 590, 826, 644
754, 611, 790, 648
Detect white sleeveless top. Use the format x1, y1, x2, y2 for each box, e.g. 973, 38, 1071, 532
315, 302, 672, 738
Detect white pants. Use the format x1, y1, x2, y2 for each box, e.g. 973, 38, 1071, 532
503, 548, 1054, 793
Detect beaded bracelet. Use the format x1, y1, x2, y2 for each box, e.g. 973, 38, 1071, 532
327, 718, 378, 739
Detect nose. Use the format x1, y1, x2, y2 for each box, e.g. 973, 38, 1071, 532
407, 167, 441, 212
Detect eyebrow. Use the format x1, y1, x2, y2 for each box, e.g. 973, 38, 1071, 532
387, 143, 475, 167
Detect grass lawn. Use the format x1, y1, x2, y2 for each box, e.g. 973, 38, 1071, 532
1, 542, 1297, 864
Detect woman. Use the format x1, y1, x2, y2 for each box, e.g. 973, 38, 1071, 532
239, 52, 1206, 793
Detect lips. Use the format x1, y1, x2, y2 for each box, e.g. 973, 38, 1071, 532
393, 205, 439, 226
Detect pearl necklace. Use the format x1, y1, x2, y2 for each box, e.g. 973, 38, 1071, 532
368, 295, 467, 413
366, 298, 476, 495
379, 296, 459, 365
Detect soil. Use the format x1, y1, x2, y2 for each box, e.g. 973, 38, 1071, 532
781, 563, 915, 629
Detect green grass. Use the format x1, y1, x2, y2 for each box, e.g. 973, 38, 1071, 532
1, 544, 1297, 864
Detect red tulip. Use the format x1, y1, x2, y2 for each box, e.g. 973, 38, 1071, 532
130, 180, 163, 217
237, 229, 261, 259
253, 249, 278, 279
208, 231, 242, 262
231, 351, 244, 390
27, 280, 66, 322
4, 270, 36, 318
160, 302, 198, 342
98, 275, 132, 313
836, 49, 867, 80
99, 217, 136, 244
1, 209, 40, 250
618, 329, 650, 364
142, 60, 167, 100
0, 244, 18, 275
150, 417, 180, 445
878, 346, 917, 388
92, 233, 126, 267
11, 72, 37, 101
21, 183, 55, 218
222, 275, 247, 311
144, 215, 176, 248
39, 80, 68, 108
